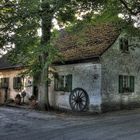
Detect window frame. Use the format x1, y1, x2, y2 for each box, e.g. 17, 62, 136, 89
0, 78, 9, 89
13, 77, 22, 90
119, 75, 135, 93
119, 38, 129, 53
54, 74, 72, 92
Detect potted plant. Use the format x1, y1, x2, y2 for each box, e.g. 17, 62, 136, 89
15, 94, 21, 105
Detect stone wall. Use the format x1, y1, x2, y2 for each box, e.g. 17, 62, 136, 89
49, 63, 102, 112
101, 34, 140, 112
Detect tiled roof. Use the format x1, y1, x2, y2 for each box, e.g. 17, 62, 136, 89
55, 24, 120, 62
0, 24, 120, 70
0, 55, 21, 70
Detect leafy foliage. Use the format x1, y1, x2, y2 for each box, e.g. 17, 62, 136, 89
0, 0, 139, 76
0, 0, 105, 75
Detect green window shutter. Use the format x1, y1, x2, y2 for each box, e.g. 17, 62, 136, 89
6, 78, 9, 88
119, 38, 123, 51
66, 74, 72, 92
17, 77, 22, 88
119, 75, 123, 93
13, 77, 17, 89
124, 39, 129, 51
130, 76, 135, 92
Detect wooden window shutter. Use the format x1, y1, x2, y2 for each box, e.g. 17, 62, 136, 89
6, 78, 9, 88
130, 76, 135, 92
66, 74, 72, 92
13, 77, 17, 89
119, 38, 123, 51
119, 75, 123, 93
124, 39, 129, 51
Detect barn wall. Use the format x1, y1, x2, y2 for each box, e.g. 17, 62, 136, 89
0, 69, 33, 104
101, 34, 140, 112
49, 63, 102, 112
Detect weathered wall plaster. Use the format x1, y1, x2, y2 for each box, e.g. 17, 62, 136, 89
101, 34, 140, 112
49, 63, 102, 112
0, 69, 33, 104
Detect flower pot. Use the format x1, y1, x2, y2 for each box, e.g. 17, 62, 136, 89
15, 97, 21, 105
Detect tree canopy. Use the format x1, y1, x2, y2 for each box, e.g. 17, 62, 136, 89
0, 0, 139, 75
0, 0, 139, 109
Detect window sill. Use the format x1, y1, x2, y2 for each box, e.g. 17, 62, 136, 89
121, 92, 134, 95
59, 92, 65, 95
54, 91, 70, 95
121, 51, 130, 54
54, 89, 71, 92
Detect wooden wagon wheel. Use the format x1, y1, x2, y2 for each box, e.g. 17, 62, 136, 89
69, 88, 89, 111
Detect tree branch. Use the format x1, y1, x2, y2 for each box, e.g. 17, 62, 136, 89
119, 0, 139, 16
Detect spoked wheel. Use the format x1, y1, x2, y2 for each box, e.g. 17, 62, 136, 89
69, 88, 89, 112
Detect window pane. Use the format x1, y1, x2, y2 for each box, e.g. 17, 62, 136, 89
119, 75, 123, 93
119, 38, 129, 52
119, 75, 135, 93
54, 74, 72, 92
54, 75, 64, 91
13, 77, 22, 89
59, 76, 64, 90
0, 78, 9, 88
66, 74, 72, 92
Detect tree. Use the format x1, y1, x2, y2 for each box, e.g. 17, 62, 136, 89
0, 0, 106, 109
106, 0, 140, 27
0, 0, 139, 109
119, 0, 140, 16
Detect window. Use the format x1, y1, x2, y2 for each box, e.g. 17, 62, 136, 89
119, 38, 129, 52
119, 75, 135, 93
54, 74, 72, 92
13, 77, 22, 89
0, 78, 9, 88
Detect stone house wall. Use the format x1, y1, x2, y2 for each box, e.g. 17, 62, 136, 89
101, 34, 140, 112
49, 63, 102, 112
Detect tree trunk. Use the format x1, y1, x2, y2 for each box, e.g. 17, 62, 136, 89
38, 66, 49, 110
37, 1, 53, 110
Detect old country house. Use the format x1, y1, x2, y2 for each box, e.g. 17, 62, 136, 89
0, 24, 140, 113
48, 24, 140, 112
0, 55, 33, 104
